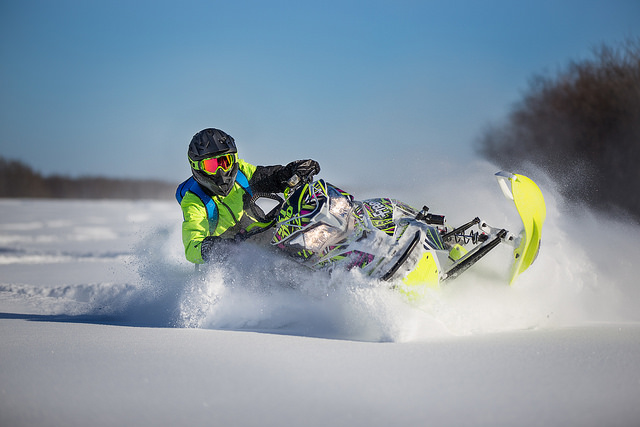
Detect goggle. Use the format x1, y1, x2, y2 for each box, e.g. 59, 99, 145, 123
190, 153, 236, 175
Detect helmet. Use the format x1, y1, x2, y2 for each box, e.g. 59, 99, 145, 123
188, 128, 239, 197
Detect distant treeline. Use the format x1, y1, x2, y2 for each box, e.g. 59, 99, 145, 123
477, 38, 640, 221
0, 156, 175, 200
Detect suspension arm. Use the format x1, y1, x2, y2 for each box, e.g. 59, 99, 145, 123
381, 231, 421, 281
442, 229, 507, 282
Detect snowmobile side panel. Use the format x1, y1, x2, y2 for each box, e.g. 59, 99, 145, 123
398, 251, 440, 300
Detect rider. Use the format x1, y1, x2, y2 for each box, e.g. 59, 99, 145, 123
176, 128, 320, 264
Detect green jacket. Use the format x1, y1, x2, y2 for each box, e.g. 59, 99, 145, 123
178, 159, 289, 264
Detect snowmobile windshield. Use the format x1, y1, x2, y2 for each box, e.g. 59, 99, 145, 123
271, 180, 355, 253
328, 187, 351, 219
296, 189, 354, 252
299, 223, 344, 252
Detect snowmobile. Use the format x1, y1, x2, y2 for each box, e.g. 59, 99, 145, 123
268, 172, 546, 300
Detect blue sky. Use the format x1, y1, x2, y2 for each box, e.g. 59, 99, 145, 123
1, 0, 638, 185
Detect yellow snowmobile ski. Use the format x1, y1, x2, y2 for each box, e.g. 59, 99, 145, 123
495, 172, 546, 285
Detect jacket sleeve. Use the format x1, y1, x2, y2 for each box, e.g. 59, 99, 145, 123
180, 192, 209, 264
248, 164, 292, 193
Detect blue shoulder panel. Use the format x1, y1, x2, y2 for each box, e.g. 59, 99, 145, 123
176, 172, 253, 223
236, 170, 252, 197
175, 177, 218, 223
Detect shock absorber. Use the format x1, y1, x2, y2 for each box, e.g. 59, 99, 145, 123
442, 217, 480, 243
452, 229, 486, 245
441, 217, 488, 244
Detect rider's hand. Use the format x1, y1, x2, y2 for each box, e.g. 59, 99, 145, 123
286, 159, 320, 184
201, 236, 234, 263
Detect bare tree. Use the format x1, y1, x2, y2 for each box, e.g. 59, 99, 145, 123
0, 156, 174, 200
477, 38, 640, 220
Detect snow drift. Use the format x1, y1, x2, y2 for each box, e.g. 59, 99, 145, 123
2, 161, 638, 342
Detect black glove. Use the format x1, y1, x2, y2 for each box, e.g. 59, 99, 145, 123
201, 236, 235, 263
285, 159, 320, 184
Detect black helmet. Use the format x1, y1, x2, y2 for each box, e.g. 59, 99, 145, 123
188, 128, 239, 197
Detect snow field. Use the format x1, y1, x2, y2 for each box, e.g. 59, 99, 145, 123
1, 161, 639, 426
